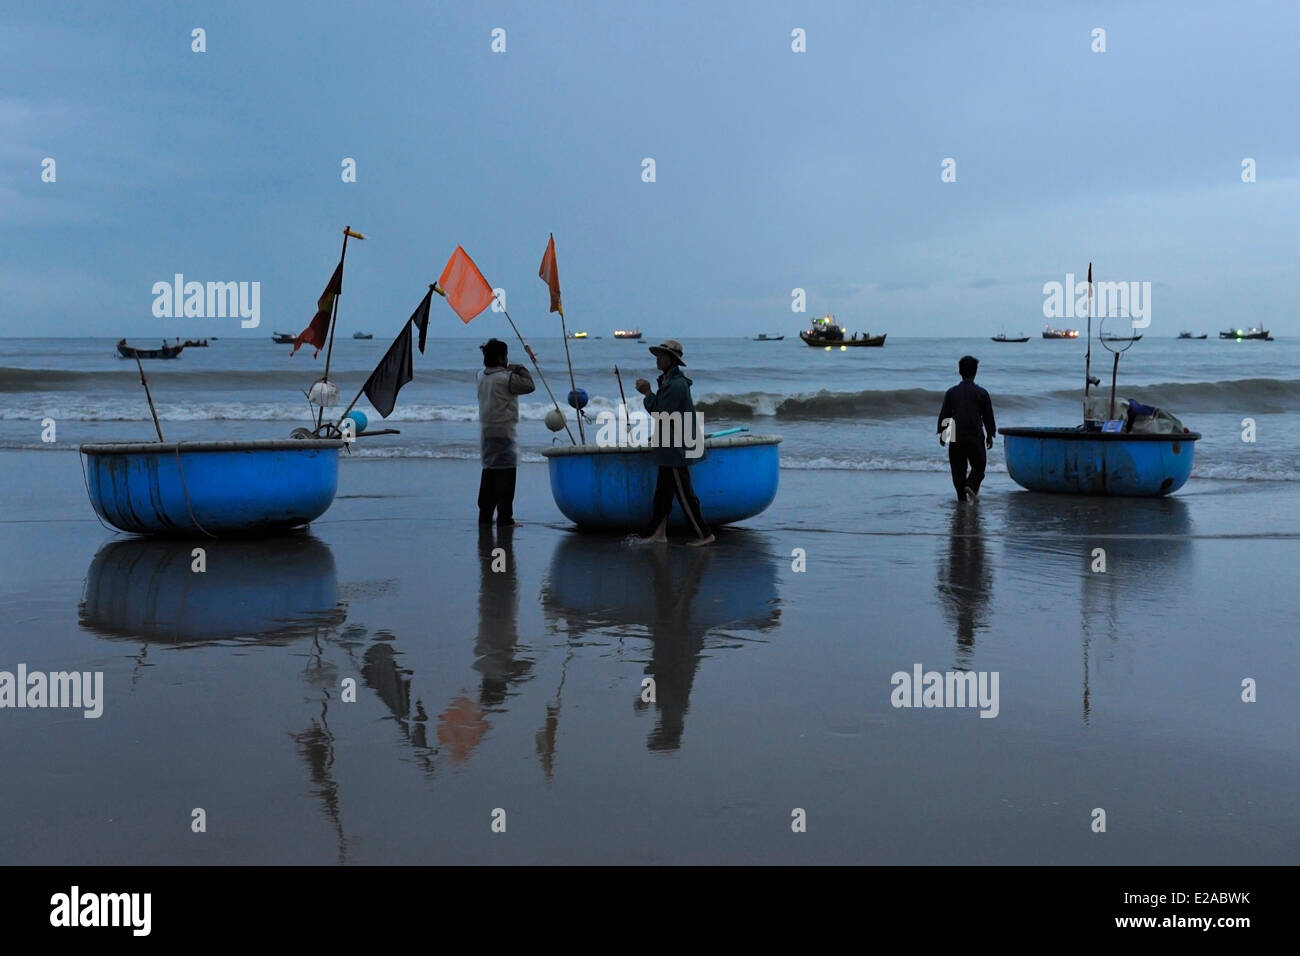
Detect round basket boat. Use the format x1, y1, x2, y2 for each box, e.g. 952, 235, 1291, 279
1000, 427, 1200, 497
80, 439, 345, 535
540, 434, 781, 531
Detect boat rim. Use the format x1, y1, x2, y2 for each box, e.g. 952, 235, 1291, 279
541, 433, 782, 458
1000, 427, 1200, 442
80, 439, 346, 455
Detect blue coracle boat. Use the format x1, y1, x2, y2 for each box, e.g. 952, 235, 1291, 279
80, 439, 344, 535
1000, 427, 1199, 496
541, 434, 781, 530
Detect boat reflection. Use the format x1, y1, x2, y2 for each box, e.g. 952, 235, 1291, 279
543, 530, 780, 753
78, 533, 346, 644
1002, 492, 1194, 723
78, 533, 353, 861
935, 504, 993, 668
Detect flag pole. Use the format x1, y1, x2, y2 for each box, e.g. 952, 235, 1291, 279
500, 304, 576, 445
1084, 261, 1093, 397
316, 227, 353, 429
430, 284, 575, 444
557, 309, 585, 443
134, 354, 165, 441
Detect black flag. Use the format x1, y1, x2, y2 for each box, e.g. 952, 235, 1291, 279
412, 286, 433, 354
362, 323, 414, 418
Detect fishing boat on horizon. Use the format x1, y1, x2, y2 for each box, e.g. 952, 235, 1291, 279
1219, 325, 1273, 340
1100, 331, 1143, 343
271, 331, 296, 344
799, 314, 886, 347
117, 339, 184, 360
1178, 331, 1208, 339
1042, 325, 1079, 339
1003, 263, 1199, 497
352, 331, 373, 339
568, 330, 589, 339
613, 328, 642, 339
992, 329, 1029, 343
753, 333, 785, 341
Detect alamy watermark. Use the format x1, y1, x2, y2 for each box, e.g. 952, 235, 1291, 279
152, 274, 260, 328
890, 663, 999, 718
593, 403, 705, 459
1, 664, 103, 718
1042, 272, 1151, 329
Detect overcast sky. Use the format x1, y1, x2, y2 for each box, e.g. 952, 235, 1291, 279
2, 0, 1297, 338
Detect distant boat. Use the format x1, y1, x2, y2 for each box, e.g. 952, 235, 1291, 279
182, 338, 209, 347
753, 333, 785, 341
1219, 326, 1273, 341
1043, 325, 1079, 339
1177, 331, 1207, 339
117, 339, 183, 360
568, 331, 589, 339
352, 331, 373, 340
992, 330, 1029, 343
271, 332, 296, 344
1100, 332, 1143, 343
799, 315, 886, 347
613, 329, 642, 340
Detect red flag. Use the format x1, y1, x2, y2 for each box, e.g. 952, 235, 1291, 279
437, 246, 495, 323
293, 261, 343, 356
538, 233, 562, 316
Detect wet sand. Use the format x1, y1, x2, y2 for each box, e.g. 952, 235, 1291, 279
1, 450, 1296, 864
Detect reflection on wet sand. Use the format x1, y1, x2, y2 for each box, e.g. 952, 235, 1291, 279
78, 534, 355, 862
78, 533, 346, 645
1002, 492, 1195, 723
543, 531, 780, 754
936, 504, 993, 668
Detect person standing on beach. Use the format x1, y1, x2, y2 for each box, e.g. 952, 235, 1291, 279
477, 338, 535, 525
633, 339, 714, 546
937, 355, 996, 502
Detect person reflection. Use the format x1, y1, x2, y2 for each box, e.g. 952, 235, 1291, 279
936, 503, 993, 667
436, 524, 532, 765
637, 545, 711, 752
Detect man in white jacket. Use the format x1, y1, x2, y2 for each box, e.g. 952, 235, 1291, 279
477, 338, 535, 525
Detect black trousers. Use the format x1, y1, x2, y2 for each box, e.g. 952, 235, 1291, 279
948, 440, 987, 500
647, 466, 711, 538
478, 468, 517, 523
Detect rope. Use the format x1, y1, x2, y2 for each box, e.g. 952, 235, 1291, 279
174, 442, 218, 539
78, 451, 120, 535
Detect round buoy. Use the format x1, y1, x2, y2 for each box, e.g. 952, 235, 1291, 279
345, 410, 368, 433
567, 388, 589, 410
308, 379, 339, 407
544, 408, 567, 432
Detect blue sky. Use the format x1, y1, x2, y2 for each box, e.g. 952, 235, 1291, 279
2, 0, 1297, 338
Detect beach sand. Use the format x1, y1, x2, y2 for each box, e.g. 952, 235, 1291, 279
1, 450, 1296, 864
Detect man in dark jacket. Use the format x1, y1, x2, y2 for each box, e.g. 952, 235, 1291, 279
633, 339, 713, 546
937, 355, 996, 502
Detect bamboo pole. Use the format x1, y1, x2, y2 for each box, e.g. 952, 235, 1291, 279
134, 354, 165, 441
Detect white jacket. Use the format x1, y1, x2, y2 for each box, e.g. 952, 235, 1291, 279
477, 365, 535, 468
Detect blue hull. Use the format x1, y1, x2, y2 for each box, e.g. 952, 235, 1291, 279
541, 435, 781, 530
1001, 427, 1199, 496
80, 440, 344, 535
79, 534, 344, 642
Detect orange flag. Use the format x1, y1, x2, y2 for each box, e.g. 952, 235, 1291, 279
437, 246, 495, 323
538, 233, 562, 316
